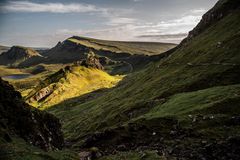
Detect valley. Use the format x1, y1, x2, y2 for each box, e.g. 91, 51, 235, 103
0, 0, 240, 159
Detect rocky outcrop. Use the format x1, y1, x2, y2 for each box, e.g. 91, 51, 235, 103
76, 51, 104, 70
99, 56, 117, 65
29, 86, 53, 102
45, 40, 88, 64
0, 78, 64, 150
182, 0, 240, 44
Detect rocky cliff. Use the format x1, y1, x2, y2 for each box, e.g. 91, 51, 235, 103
182, 0, 240, 44
0, 77, 64, 150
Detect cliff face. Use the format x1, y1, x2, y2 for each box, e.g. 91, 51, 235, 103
0, 78, 64, 150
76, 51, 104, 70
182, 0, 240, 44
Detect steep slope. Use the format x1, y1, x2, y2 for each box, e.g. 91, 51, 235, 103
0, 46, 42, 67
25, 55, 123, 109
48, 0, 240, 159
0, 77, 80, 160
0, 77, 64, 150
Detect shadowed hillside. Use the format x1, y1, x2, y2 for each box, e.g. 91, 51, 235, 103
0, 46, 43, 67
0, 77, 69, 159
21, 37, 176, 74
47, 0, 240, 159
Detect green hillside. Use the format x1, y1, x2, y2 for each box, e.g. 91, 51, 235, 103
25, 65, 122, 109
1, 0, 240, 159
47, 0, 240, 159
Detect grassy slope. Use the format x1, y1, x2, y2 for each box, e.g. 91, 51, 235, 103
1, 64, 69, 92
67, 37, 176, 56
0, 136, 78, 160
26, 66, 123, 109
49, 7, 240, 152
0, 65, 24, 76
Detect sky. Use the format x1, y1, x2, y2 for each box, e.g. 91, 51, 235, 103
0, 0, 218, 47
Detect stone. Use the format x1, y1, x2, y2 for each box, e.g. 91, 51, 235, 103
78, 151, 92, 160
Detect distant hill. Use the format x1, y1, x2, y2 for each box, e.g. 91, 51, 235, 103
33, 37, 175, 74
0, 46, 43, 67
66, 36, 176, 56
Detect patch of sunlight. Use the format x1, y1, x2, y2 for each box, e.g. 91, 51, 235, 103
28, 66, 124, 110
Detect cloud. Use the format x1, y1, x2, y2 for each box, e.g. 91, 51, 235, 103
0, 1, 106, 13
107, 17, 137, 26
137, 33, 188, 39
0, 2, 208, 46
136, 33, 188, 43
190, 9, 207, 14
54, 12, 202, 44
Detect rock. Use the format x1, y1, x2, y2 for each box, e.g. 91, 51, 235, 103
79, 50, 104, 70
78, 151, 92, 160
170, 130, 177, 136
32, 87, 52, 102
217, 41, 222, 48
99, 56, 116, 65
89, 147, 102, 158
117, 144, 127, 151
0, 78, 64, 151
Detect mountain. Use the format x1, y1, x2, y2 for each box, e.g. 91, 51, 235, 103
25, 54, 123, 109
0, 46, 43, 67
21, 37, 175, 74
47, 36, 176, 57
47, 0, 240, 159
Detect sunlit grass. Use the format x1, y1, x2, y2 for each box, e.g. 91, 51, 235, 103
27, 66, 124, 110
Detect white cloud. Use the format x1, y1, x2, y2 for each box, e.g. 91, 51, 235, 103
190, 9, 206, 14
0, 2, 207, 46
107, 17, 137, 25
0, 1, 106, 13
54, 11, 202, 44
